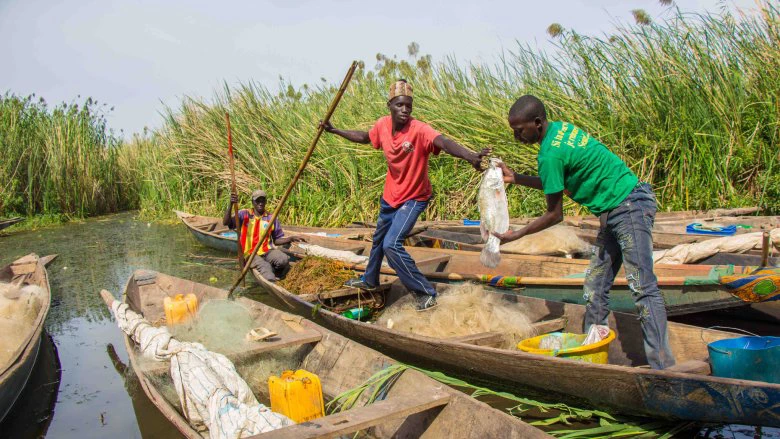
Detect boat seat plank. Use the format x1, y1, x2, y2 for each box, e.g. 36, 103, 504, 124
530, 317, 568, 335
298, 283, 393, 303
664, 359, 711, 375
447, 332, 504, 347
256, 390, 451, 439
415, 255, 452, 271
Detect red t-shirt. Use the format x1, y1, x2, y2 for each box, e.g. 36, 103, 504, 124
368, 116, 441, 208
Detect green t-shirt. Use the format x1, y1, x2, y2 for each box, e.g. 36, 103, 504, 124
537, 121, 638, 215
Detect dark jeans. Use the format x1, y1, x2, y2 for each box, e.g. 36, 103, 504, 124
362, 197, 436, 296
582, 183, 676, 369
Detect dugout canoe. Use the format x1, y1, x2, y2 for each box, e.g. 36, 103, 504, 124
408, 213, 779, 251
282, 235, 778, 316
0, 254, 57, 423
254, 265, 780, 426
0, 217, 24, 232
100, 270, 547, 438
175, 210, 387, 253
406, 227, 779, 265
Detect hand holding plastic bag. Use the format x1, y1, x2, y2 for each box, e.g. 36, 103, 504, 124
479, 158, 510, 267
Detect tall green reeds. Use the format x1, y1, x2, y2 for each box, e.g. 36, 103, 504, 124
133, 2, 779, 224
0, 94, 134, 218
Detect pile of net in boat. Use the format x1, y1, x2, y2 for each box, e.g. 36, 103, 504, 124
479, 159, 509, 268
653, 228, 780, 264
0, 282, 44, 370
500, 225, 593, 258
108, 298, 292, 437
278, 256, 356, 296
169, 300, 255, 352
376, 284, 535, 348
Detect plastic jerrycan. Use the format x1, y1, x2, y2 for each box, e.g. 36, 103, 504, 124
268, 369, 324, 422
163, 293, 198, 325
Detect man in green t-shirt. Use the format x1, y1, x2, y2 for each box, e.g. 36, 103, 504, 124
493, 95, 675, 370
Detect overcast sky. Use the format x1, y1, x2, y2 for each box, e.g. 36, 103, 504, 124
0, 0, 756, 138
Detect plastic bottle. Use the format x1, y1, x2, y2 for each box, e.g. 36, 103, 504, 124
341, 307, 371, 320
164, 293, 198, 325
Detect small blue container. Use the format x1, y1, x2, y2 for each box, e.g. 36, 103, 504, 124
707, 336, 780, 383
463, 219, 481, 226
686, 223, 737, 236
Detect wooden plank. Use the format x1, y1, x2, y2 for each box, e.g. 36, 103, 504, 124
664, 360, 711, 375
256, 390, 451, 439
448, 332, 504, 347
415, 255, 451, 271
10, 263, 36, 276
530, 317, 568, 335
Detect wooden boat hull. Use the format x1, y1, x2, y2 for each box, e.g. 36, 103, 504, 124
285, 235, 764, 316
0, 254, 56, 423
254, 268, 780, 426
109, 270, 547, 438
0, 217, 24, 232
175, 210, 377, 253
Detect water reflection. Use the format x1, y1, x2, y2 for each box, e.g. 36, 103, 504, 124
0, 212, 271, 438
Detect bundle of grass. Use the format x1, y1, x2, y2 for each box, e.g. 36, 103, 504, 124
376, 284, 536, 348
278, 256, 355, 296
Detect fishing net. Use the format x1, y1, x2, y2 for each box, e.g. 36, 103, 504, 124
108, 298, 292, 437
501, 225, 593, 257
376, 284, 535, 349
278, 256, 356, 295
170, 299, 255, 353
479, 159, 510, 268
0, 283, 44, 371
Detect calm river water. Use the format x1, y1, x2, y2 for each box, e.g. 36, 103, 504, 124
0, 212, 775, 438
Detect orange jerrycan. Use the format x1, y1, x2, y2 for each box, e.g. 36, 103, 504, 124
163, 293, 198, 325
268, 369, 324, 422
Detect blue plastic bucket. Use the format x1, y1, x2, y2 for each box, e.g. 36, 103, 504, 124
707, 336, 780, 383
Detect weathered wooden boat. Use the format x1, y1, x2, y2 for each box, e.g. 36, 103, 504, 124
282, 235, 775, 316
407, 206, 766, 231
407, 227, 779, 265
0, 333, 61, 437
0, 217, 24, 232
101, 270, 547, 438
254, 265, 780, 426
0, 254, 56, 423
409, 213, 779, 251
175, 210, 383, 253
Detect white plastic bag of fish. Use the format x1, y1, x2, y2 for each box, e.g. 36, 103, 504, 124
479, 158, 509, 267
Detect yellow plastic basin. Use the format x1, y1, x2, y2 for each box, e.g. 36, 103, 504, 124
517, 330, 616, 364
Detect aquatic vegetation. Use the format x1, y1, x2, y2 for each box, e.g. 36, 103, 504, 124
0, 94, 134, 219
127, 2, 779, 224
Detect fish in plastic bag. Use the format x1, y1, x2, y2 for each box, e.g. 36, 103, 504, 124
479, 158, 509, 267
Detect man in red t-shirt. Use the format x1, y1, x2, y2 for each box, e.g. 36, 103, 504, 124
323, 79, 488, 310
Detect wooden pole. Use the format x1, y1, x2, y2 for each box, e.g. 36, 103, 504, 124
227, 60, 358, 298
761, 231, 771, 268
225, 112, 245, 268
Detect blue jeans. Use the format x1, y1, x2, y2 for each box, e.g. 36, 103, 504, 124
362, 198, 436, 296
582, 183, 676, 369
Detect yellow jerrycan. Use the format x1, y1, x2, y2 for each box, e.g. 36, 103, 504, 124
163, 293, 198, 325
268, 369, 324, 422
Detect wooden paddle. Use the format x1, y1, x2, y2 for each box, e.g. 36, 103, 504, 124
225, 112, 245, 268
227, 61, 358, 298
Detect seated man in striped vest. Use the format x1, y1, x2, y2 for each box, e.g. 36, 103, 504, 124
223, 189, 306, 281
